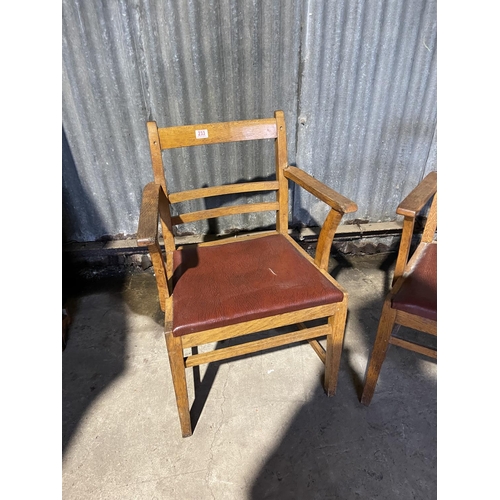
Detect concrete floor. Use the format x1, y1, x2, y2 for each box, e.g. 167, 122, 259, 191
62, 249, 436, 499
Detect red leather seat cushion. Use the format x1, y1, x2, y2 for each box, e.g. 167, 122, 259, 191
392, 243, 437, 321
172, 234, 344, 336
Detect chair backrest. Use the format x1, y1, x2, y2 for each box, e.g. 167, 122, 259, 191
146, 110, 290, 253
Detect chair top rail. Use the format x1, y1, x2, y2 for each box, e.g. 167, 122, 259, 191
158, 118, 278, 149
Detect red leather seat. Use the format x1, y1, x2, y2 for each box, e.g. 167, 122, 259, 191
391, 243, 437, 322
172, 234, 344, 337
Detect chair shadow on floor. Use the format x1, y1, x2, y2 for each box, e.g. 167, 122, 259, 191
62, 275, 129, 454
248, 353, 437, 499
248, 252, 437, 500
63, 127, 132, 455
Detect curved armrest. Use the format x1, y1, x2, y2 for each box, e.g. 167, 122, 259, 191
137, 182, 162, 246
284, 166, 358, 270
284, 166, 358, 214
137, 182, 173, 246
396, 171, 437, 218
137, 182, 172, 307
393, 171, 437, 284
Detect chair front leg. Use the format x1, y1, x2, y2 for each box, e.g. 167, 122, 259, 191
165, 332, 192, 437
324, 299, 348, 396
360, 300, 397, 406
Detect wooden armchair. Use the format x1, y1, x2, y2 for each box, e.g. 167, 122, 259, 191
360, 171, 437, 406
137, 110, 358, 436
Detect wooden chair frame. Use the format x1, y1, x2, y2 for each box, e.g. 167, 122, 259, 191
360, 171, 437, 406
137, 111, 357, 436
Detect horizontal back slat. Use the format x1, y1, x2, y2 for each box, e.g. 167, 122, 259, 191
171, 202, 279, 226
158, 118, 277, 149
169, 181, 279, 204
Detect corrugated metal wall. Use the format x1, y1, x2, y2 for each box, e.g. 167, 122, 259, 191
62, 0, 436, 243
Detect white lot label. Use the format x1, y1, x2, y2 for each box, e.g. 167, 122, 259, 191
195, 129, 209, 139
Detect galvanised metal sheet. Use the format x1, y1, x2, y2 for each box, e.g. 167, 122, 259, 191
295, 0, 437, 226
63, 0, 436, 242
63, 0, 302, 241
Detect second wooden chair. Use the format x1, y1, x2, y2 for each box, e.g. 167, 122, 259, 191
361, 171, 437, 406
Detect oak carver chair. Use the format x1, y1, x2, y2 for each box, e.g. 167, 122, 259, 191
360, 171, 437, 406
137, 110, 358, 437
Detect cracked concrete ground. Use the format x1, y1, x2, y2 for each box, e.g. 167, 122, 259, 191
62, 250, 436, 499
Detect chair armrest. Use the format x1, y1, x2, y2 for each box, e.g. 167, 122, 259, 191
284, 166, 358, 270
137, 182, 172, 247
137, 182, 171, 307
393, 171, 437, 284
284, 166, 358, 214
137, 182, 162, 246
396, 171, 437, 218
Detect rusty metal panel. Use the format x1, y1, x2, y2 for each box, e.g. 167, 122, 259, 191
63, 0, 436, 242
